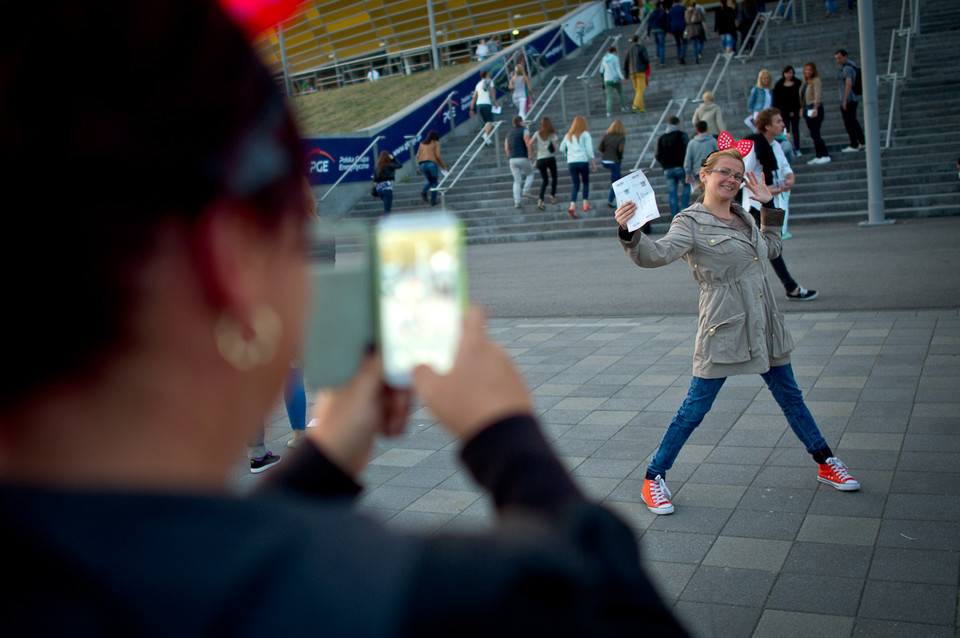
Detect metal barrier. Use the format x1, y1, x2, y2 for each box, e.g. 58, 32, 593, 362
880, 0, 920, 148
691, 52, 735, 104
525, 75, 569, 126
319, 135, 385, 201
631, 98, 689, 172
632, 11, 652, 40
432, 121, 505, 207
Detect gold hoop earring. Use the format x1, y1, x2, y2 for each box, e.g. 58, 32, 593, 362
215, 305, 283, 371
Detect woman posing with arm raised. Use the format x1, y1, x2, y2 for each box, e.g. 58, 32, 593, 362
613, 145, 860, 516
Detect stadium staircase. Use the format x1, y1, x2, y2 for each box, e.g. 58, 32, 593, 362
346, 0, 960, 243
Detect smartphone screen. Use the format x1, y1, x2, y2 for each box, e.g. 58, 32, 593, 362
375, 212, 466, 387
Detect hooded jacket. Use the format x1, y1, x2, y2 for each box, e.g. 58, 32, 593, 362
692, 102, 727, 135
619, 203, 793, 378
683, 133, 719, 179
600, 52, 624, 83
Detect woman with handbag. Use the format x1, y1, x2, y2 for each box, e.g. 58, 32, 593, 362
508, 64, 533, 117
528, 116, 560, 211
684, 0, 707, 64
373, 150, 403, 215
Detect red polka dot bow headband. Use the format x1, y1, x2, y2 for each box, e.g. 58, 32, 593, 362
717, 131, 753, 157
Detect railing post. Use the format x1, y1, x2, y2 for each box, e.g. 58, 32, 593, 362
763, 16, 770, 57
725, 66, 733, 104
494, 128, 502, 170
582, 79, 591, 117
561, 82, 568, 122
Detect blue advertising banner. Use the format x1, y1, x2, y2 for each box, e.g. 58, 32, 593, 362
303, 11, 600, 187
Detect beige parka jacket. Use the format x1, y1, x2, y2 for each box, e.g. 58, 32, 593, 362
619, 203, 794, 378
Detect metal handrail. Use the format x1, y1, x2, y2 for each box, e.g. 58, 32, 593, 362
403, 90, 460, 174
319, 135, 385, 201
883, 74, 900, 149
577, 35, 622, 80
433, 121, 504, 201
632, 11, 652, 40
692, 53, 726, 103
525, 75, 568, 125
734, 8, 770, 60
881, 0, 919, 149
491, 49, 521, 85
412, 91, 459, 144
632, 98, 688, 171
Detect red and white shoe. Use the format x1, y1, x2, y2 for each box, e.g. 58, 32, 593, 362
818, 457, 861, 491
642, 475, 675, 514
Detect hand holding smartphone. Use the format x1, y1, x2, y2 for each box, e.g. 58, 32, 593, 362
374, 211, 467, 387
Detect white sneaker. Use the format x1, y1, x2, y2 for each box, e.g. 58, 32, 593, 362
819, 156, 831, 164
806, 156, 822, 165
841, 146, 859, 153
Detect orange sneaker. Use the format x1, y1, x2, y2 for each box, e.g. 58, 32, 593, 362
582, 202, 594, 211
818, 457, 861, 491
642, 475, 675, 514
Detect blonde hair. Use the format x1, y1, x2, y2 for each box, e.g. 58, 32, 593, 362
702, 90, 714, 103
700, 148, 744, 174
802, 62, 819, 82
566, 115, 589, 141
606, 119, 627, 136
756, 69, 773, 88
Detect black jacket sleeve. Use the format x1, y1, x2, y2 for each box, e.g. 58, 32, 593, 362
399, 415, 691, 637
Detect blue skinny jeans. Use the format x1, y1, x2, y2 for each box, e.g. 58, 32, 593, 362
645, 364, 831, 480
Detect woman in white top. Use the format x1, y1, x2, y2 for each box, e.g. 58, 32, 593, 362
508, 64, 532, 117
558, 115, 596, 218
528, 116, 560, 211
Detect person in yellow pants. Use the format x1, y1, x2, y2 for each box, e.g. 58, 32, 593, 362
622, 34, 650, 113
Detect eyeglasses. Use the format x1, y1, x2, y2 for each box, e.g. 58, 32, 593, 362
704, 168, 745, 182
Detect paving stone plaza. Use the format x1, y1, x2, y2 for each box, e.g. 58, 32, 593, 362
246, 302, 959, 637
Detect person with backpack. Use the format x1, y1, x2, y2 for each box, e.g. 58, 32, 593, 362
835, 49, 865, 152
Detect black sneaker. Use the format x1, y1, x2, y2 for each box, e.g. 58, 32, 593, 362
250, 452, 281, 473
786, 286, 818, 301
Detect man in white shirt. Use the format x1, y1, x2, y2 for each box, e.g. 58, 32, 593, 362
367, 67, 380, 82
469, 70, 498, 146
743, 107, 818, 301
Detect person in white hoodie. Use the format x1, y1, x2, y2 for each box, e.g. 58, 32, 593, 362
600, 46, 627, 117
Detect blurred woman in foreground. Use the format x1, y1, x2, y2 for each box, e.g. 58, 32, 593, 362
0, 2, 687, 636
